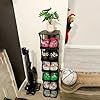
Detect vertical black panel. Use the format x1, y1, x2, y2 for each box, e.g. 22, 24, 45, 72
0, 0, 25, 88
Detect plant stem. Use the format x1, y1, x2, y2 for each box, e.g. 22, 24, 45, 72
49, 19, 52, 24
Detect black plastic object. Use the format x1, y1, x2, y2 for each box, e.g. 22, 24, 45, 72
39, 30, 60, 98
3, 97, 11, 100
15, 97, 28, 100
22, 47, 41, 95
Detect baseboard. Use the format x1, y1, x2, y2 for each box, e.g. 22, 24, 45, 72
65, 45, 100, 49
3, 50, 18, 97
18, 78, 27, 92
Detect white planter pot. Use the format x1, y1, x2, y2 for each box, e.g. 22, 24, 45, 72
47, 23, 55, 32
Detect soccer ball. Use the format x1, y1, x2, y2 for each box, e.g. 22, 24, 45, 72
61, 68, 77, 85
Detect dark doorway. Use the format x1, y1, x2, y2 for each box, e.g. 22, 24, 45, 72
0, 0, 25, 89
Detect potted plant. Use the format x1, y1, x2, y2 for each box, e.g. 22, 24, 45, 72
39, 8, 59, 32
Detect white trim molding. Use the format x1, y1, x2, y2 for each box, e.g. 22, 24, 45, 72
18, 78, 27, 92
65, 45, 100, 49
3, 50, 18, 97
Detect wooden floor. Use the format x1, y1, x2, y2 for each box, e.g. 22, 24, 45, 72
18, 88, 100, 100
60, 92, 100, 100
18, 85, 60, 100
17, 82, 100, 100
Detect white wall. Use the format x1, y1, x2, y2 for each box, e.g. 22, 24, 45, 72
64, 48, 100, 72
12, 0, 68, 82
67, 0, 100, 46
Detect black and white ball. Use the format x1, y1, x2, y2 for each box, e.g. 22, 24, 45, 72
61, 68, 77, 85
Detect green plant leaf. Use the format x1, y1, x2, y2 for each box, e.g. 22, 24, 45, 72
54, 11, 59, 20
39, 8, 59, 23
42, 8, 52, 12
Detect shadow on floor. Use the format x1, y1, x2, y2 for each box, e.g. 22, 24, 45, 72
15, 98, 28, 100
